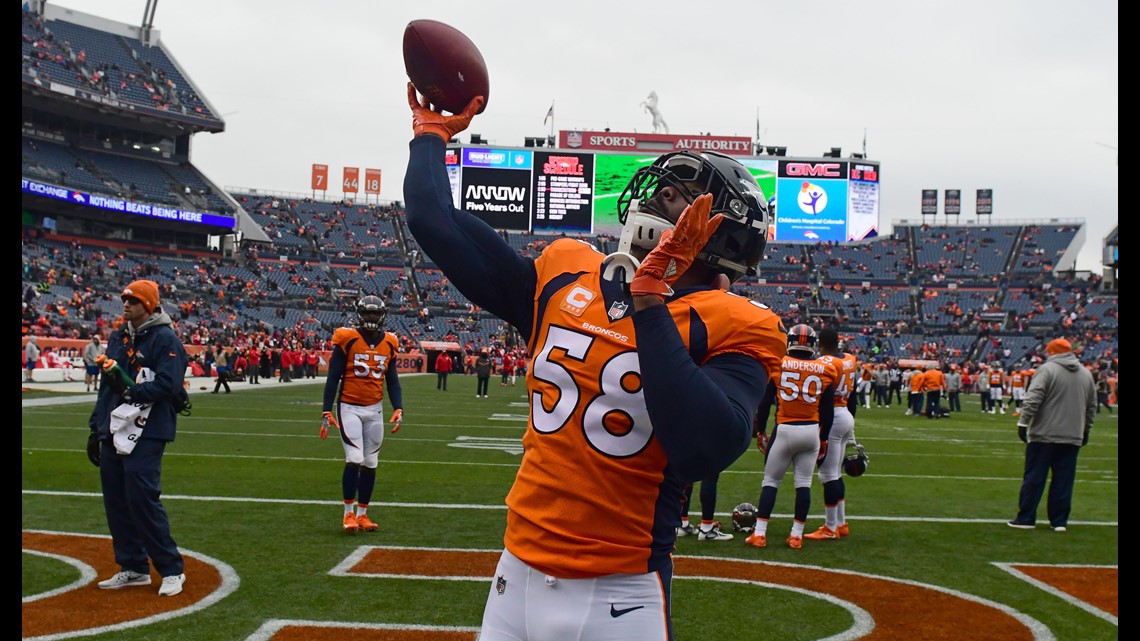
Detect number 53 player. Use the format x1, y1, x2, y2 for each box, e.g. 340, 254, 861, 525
404, 86, 786, 641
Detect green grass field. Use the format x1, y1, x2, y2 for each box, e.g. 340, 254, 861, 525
22, 374, 1118, 640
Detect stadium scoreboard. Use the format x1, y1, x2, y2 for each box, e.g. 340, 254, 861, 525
446, 134, 880, 242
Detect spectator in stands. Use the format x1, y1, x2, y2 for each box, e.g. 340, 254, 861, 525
24, 336, 40, 383
42, 346, 75, 381
184, 353, 203, 377
435, 350, 452, 391
212, 347, 231, 394
83, 334, 105, 392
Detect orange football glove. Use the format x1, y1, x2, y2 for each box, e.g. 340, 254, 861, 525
756, 432, 769, 454
629, 193, 723, 300
816, 440, 829, 466
320, 411, 338, 440
407, 83, 484, 142
389, 409, 404, 433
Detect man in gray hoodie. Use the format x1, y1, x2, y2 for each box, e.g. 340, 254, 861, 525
1007, 338, 1096, 532
943, 364, 963, 412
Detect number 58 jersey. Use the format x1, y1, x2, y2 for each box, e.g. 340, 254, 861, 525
504, 239, 786, 578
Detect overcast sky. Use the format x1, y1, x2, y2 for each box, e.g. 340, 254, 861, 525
49, 0, 1117, 272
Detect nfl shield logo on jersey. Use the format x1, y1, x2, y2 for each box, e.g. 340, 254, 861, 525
607, 300, 629, 321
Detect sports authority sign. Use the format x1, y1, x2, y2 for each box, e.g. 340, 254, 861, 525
559, 130, 753, 156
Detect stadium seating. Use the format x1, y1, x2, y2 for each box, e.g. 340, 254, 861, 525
22, 8, 219, 121
18, 6, 1116, 372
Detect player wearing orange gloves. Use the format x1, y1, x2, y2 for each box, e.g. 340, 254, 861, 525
404, 85, 786, 641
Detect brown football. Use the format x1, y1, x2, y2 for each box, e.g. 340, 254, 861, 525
403, 19, 489, 114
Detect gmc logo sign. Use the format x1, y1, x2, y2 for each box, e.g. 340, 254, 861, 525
785, 163, 842, 177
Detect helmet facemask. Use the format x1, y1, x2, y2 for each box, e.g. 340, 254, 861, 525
615, 151, 770, 283
356, 295, 387, 332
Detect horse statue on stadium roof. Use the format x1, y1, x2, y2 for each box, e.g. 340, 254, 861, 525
640, 91, 669, 134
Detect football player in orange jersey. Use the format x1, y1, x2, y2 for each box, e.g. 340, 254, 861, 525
804, 327, 859, 541
857, 362, 873, 409
405, 86, 786, 641
1010, 364, 1029, 416
988, 364, 1007, 414
746, 324, 838, 550
320, 295, 404, 533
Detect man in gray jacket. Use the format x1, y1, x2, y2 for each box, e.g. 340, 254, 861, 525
1007, 338, 1096, 532
83, 334, 105, 392
944, 365, 963, 412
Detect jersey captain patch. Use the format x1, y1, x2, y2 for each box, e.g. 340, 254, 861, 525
559, 285, 596, 317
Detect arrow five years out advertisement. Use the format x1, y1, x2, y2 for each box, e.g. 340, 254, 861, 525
459, 148, 532, 231
450, 147, 596, 234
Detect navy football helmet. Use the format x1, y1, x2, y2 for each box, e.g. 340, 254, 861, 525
843, 442, 869, 477
615, 150, 770, 282
356, 295, 387, 332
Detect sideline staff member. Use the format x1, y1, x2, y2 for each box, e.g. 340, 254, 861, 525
88, 280, 189, 597
1007, 338, 1096, 532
